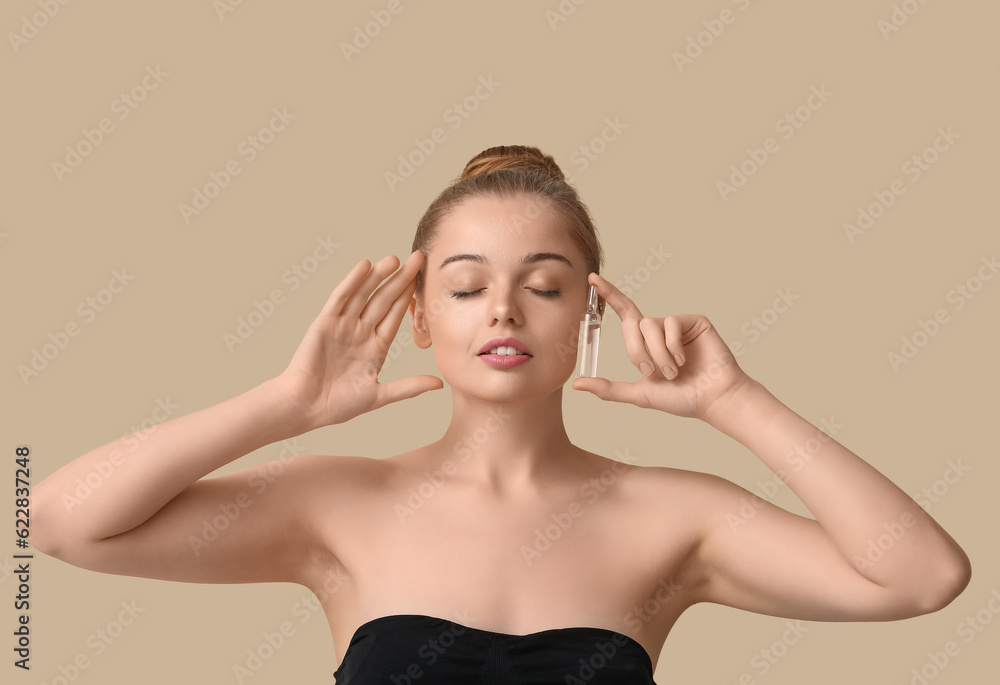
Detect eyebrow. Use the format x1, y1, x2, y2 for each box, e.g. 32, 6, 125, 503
438, 252, 574, 270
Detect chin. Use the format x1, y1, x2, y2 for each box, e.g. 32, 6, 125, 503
451, 376, 565, 404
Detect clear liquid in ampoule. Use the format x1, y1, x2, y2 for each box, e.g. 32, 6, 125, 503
575, 285, 602, 378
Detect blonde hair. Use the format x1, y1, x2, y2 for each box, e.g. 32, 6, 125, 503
411, 145, 603, 297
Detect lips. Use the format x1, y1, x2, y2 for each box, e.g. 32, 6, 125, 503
478, 337, 532, 356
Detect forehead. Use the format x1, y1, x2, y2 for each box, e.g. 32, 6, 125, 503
432, 194, 573, 253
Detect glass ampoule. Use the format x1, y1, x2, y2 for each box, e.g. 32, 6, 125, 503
575, 284, 602, 378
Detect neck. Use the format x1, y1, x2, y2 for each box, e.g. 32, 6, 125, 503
432, 387, 577, 495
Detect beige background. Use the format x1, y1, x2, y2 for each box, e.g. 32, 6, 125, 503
2, 1, 998, 683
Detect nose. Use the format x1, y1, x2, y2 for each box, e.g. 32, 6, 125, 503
488, 285, 523, 326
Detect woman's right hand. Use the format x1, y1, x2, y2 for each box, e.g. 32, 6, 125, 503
272, 250, 443, 431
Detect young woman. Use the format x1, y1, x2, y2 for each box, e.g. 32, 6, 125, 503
33, 145, 971, 684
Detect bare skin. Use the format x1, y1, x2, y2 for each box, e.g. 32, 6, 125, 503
31, 195, 972, 674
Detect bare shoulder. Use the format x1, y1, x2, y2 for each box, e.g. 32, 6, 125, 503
570, 451, 728, 530
35, 452, 401, 588
588, 452, 735, 507
268, 452, 398, 507
616, 462, 756, 535
274, 452, 390, 484
596, 458, 753, 572
255, 452, 398, 584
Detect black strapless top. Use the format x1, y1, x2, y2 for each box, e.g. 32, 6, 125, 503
332, 613, 656, 684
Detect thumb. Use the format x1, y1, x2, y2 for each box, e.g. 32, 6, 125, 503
376, 374, 444, 407
572, 376, 636, 404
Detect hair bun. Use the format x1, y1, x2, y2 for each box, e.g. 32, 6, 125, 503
459, 145, 566, 183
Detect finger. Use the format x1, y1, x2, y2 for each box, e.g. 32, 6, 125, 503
375, 374, 444, 407
319, 258, 374, 319
362, 250, 424, 329
572, 376, 648, 407
587, 272, 643, 322
587, 272, 656, 376
639, 317, 677, 379
621, 313, 657, 377
373, 276, 417, 343
663, 315, 686, 367
342, 254, 401, 319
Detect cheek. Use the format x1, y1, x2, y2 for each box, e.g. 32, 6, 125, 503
544, 313, 585, 364
425, 303, 478, 345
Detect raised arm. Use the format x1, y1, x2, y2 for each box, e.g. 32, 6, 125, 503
31, 250, 442, 585
690, 379, 970, 619
33, 380, 294, 551
573, 272, 971, 620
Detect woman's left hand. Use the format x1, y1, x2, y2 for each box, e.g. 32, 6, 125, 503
572, 272, 754, 420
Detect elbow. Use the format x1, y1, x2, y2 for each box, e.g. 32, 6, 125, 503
28, 482, 70, 560
912, 551, 973, 616
31, 479, 112, 566
937, 553, 973, 610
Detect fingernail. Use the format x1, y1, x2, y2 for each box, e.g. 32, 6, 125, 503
662, 365, 677, 379
674, 353, 684, 366
639, 361, 653, 376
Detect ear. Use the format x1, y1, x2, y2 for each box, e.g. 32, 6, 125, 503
409, 295, 432, 349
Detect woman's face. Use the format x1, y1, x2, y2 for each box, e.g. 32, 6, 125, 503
412, 193, 592, 402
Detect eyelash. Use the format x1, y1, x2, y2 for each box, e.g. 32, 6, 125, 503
450, 288, 563, 300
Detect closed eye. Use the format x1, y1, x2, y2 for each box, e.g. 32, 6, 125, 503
450, 289, 485, 299
449, 288, 563, 299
